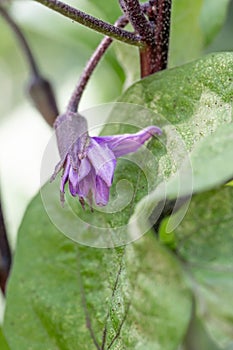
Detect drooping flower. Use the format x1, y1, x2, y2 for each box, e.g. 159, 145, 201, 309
52, 112, 162, 208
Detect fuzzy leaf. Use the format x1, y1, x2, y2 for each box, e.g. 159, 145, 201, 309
3, 195, 192, 349
115, 52, 233, 235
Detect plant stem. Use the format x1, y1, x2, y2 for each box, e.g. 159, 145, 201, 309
119, 0, 127, 13
0, 5, 39, 77
120, 0, 156, 77
149, 0, 172, 72
33, 0, 142, 46
0, 197, 12, 295
67, 15, 128, 113
51, 0, 162, 115
120, 0, 153, 42
67, 1, 153, 112
121, 0, 172, 77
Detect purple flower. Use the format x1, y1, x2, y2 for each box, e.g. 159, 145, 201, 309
52, 112, 162, 208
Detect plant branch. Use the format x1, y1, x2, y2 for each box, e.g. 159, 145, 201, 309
33, 0, 142, 46
0, 4, 39, 77
66, 1, 154, 112
120, 0, 153, 42
119, 0, 127, 13
67, 15, 128, 113
121, 0, 172, 77
0, 195, 12, 295
119, 0, 157, 78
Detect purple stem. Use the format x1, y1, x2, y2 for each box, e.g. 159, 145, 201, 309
33, 0, 142, 46
66, 1, 153, 113
149, 0, 172, 71
67, 15, 128, 113
121, 0, 172, 77
120, 0, 153, 42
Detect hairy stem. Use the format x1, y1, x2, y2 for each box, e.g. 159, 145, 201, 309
120, 0, 153, 41
121, 0, 172, 77
67, 15, 128, 113
120, 0, 156, 78
66, 1, 154, 112
119, 0, 127, 13
0, 197, 12, 295
0, 5, 39, 77
150, 0, 172, 72
33, 0, 142, 46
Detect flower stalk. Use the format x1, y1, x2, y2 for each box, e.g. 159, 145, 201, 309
67, 15, 128, 113
67, 2, 153, 113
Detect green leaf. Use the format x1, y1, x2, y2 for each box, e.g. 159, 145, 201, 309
168, 186, 233, 348
200, 0, 231, 46
0, 328, 10, 350
132, 123, 233, 235
4, 194, 192, 349
116, 52, 233, 235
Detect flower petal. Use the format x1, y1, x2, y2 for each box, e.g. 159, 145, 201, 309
92, 125, 162, 158
78, 157, 91, 182
87, 139, 116, 187
68, 167, 79, 196
77, 169, 95, 199
95, 176, 110, 206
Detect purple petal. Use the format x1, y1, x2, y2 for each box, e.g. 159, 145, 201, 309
87, 139, 116, 187
78, 157, 91, 182
95, 176, 110, 206
93, 125, 162, 158
77, 169, 95, 199
68, 167, 79, 196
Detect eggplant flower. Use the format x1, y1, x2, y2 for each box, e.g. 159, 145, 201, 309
52, 112, 162, 208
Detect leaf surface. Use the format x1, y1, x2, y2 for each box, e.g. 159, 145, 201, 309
4, 195, 192, 349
